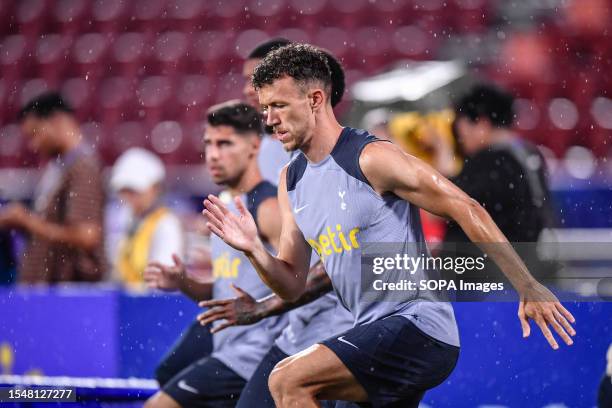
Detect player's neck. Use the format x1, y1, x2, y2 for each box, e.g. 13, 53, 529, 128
302, 111, 343, 163
228, 162, 263, 196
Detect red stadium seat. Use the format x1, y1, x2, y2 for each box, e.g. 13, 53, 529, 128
286, 0, 329, 35
190, 31, 234, 76
97, 121, 147, 162
114, 121, 148, 151
233, 29, 269, 59
450, 0, 490, 33
152, 120, 203, 165
1, 35, 31, 82
369, 0, 411, 26
1, 79, 21, 123
329, 0, 370, 28
276, 28, 311, 44
314, 27, 351, 64
214, 72, 246, 104
72, 33, 111, 81
207, 0, 246, 30
354, 26, 394, 73
176, 75, 212, 123
167, 0, 207, 32
34, 34, 72, 85
0, 79, 7, 123
391, 25, 433, 61
132, 0, 169, 33
149, 120, 185, 162
246, 0, 287, 31
16, 0, 48, 37
92, 0, 128, 33
153, 31, 189, 76
100, 76, 135, 125
112, 32, 149, 78
182, 121, 206, 157
54, 0, 90, 35
136, 76, 175, 124
61, 78, 93, 120
0, 0, 17, 35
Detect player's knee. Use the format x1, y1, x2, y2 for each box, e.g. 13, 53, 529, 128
269, 359, 310, 403
143, 395, 159, 408
269, 362, 299, 402
268, 365, 286, 400
144, 391, 180, 408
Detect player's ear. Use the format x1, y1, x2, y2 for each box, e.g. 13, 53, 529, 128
250, 133, 261, 152
309, 89, 325, 112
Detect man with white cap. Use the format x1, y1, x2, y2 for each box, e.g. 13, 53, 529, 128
110, 147, 185, 284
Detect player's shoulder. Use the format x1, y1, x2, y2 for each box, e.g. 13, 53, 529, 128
331, 127, 393, 184
247, 180, 277, 211
286, 151, 307, 192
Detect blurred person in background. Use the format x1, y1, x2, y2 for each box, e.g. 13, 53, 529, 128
387, 109, 462, 243
389, 109, 461, 178
443, 84, 557, 293
445, 83, 555, 244
0, 92, 105, 283
110, 147, 185, 285
361, 108, 394, 141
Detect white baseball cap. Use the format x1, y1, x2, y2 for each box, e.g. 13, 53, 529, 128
110, 148, 166, 192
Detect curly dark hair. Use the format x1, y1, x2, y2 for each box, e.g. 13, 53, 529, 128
252, 43, 332, 97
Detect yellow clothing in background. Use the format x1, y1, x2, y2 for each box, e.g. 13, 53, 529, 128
388, 109, 462, 174
117, 207, 170, 284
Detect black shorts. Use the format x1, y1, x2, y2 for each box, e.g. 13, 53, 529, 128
155, 320, 213, 386
322, 315, 459, 408
163, 356, 246, 408
235, 345, 288, 408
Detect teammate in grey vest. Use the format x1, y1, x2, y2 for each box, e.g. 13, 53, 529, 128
144, 102, 287, 408
203, 44, 577, 407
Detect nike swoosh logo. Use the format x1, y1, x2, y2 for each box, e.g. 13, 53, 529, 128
294, 204, 309, 214
177, 380, 199, 394
337, 336, 359, 350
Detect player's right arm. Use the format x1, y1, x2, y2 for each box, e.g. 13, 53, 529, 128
203, 167, 312, 301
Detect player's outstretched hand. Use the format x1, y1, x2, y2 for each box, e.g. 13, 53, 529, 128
196, 284, 262, 333
518, 282, 576, 350
143, 254, 185, 291
202, 194, 259, 253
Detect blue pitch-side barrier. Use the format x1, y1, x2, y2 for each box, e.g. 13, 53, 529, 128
0, 286, 610, 407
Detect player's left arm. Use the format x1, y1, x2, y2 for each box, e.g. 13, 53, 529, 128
196, 262, 333, 333
360, 141, 576, 349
